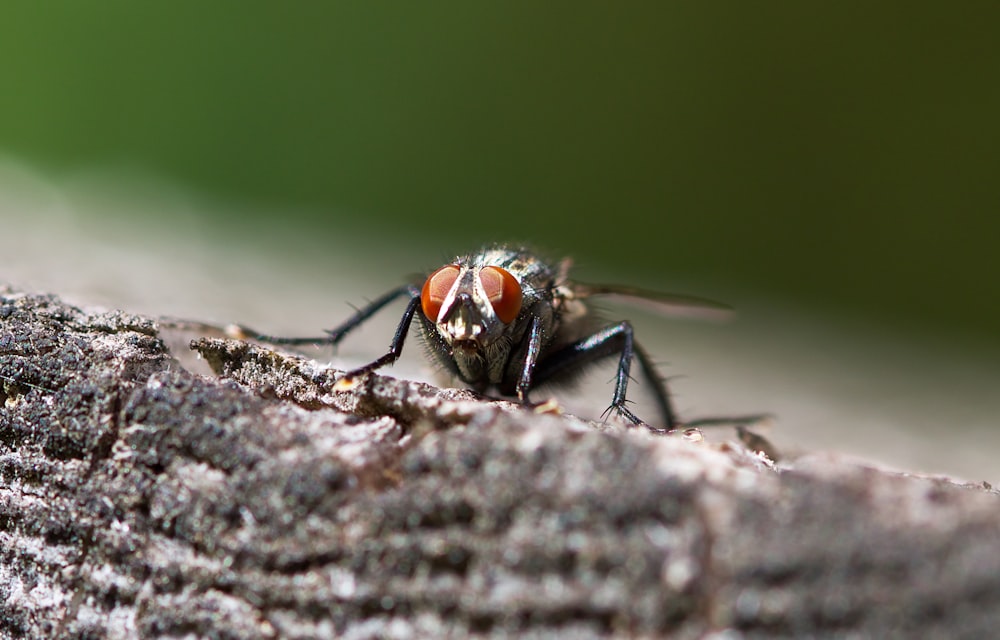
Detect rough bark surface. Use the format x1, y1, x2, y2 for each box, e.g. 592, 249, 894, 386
1, 285, 998, 639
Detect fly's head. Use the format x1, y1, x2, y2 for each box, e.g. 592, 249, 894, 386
420, 261, 523, 358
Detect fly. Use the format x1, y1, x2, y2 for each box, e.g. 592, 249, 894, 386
254, 244, 736, 433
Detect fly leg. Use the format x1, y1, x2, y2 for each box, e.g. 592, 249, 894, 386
532, 321, 677, 432
338, 294, 422, 381
631, 340, 678, 432
253, 284, 419, 347
514, 316, 545, 403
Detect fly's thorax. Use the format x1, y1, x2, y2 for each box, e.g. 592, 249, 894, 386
549, 291, 594, 347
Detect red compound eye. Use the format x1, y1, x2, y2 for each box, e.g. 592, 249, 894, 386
479, 266, 522, 323
421, 265, 460, 321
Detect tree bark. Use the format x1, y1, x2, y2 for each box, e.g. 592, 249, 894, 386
1, 286, 998, 639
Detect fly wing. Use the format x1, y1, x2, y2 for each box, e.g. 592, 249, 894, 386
570, 282, 734, 321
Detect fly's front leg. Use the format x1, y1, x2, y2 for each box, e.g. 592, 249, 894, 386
338, 293, 422, 382
532, 321, 677, 432
514, 316, 545, 404
254, 284, 419, 347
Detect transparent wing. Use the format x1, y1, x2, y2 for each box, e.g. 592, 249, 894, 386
569, 282, 733, 321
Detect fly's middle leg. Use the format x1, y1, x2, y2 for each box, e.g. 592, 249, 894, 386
532, 321, 677, 432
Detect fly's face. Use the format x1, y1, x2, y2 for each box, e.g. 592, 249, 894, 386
419, 262, 523, 355
417, 247, 560, 389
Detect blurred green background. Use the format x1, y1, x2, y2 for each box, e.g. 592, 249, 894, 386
1, 2, 997, 345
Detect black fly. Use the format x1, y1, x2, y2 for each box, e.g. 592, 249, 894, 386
255, 245, 732, 432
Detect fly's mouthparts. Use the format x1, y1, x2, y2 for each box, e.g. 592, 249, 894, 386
453, 340, 480, 353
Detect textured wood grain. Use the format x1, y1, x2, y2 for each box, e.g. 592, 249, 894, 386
1, 285, 998, 639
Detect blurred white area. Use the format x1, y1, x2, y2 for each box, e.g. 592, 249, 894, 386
2, 156, 998, 483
